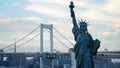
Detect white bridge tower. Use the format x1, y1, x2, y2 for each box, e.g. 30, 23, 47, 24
39, 23, 53, 68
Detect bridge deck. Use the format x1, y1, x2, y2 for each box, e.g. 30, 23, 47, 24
0, 52, 119, 59
0, 52, 70, 59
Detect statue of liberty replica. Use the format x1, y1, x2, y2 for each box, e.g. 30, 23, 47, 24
69, 1, 100, 68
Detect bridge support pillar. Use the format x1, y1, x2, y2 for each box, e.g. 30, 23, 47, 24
40, 24, 54, 68
40, 24, 53, 53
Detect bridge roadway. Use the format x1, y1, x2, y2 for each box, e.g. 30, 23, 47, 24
0, 52, 70, 59
0, 52, 119, 59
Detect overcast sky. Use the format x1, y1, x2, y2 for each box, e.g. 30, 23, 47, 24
0, 0, 120, 52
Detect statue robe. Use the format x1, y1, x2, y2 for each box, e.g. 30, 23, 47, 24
69, 2, 100, 68
72, 26, 95, 68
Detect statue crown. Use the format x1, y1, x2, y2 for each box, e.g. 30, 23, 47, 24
78, 19, 88, 26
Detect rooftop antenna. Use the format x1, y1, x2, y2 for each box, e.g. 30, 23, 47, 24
14, 38, 16, 52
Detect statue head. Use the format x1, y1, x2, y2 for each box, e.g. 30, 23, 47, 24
79, 19, 88, 32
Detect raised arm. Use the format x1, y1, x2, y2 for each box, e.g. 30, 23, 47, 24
69, 1, 79, 41
69, 1, 78, 28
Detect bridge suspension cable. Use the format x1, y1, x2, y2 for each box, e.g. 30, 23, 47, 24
46, 30, 69, 49
5, 33, 40, 52
2, 24, 74, 52
53, 27, 74, 46
2, 26, 40, 51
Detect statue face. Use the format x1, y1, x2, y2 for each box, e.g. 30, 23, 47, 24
80, 25, 87, 32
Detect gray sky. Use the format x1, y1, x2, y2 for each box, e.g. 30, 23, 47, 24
0, 0, 120, 52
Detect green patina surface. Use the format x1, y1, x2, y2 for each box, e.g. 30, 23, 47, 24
69, 1, 100, 68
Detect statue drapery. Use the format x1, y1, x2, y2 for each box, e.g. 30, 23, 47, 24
69, 1, 100, 68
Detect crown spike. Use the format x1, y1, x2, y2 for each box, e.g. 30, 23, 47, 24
84, 20, 86, 23
81, 19, 83, 22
